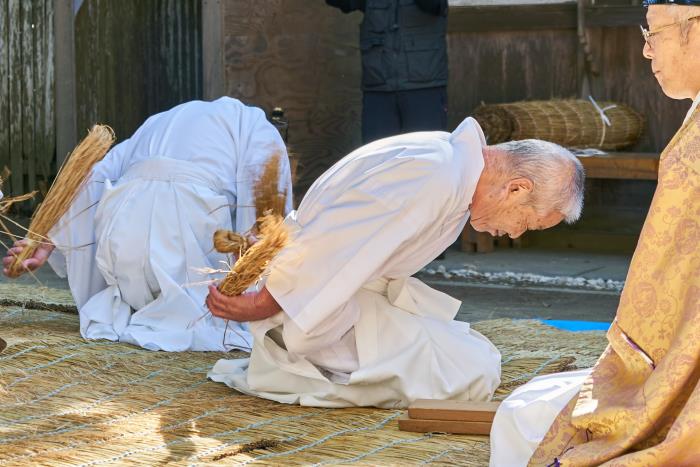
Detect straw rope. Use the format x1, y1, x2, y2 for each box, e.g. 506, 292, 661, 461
0, 297, 607, 466
473, 99, 644, 150
7, 125, 115, 276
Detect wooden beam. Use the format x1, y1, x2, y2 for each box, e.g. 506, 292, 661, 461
448, 5, 645, 33
585, 5, 646, 28
202, 0, 224, 100
577, 152, 659, 180
54, 0, 76, 166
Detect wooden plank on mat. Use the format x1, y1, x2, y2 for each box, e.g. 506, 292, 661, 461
408, 399, 500, 422
0, 0, 10, 180
398, 414, 492, 435
9, 0, 23, 195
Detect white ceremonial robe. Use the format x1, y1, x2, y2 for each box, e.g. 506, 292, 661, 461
208, 117, 501, 408
47, 97, 293, 351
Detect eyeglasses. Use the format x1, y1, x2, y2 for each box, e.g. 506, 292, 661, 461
640, 15, 700, 47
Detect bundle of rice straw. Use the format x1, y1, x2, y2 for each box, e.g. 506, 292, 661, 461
216, 214, 289, 296
254, 152, 287, 223
214, 152, 290, 296
7, 125, 115, 276
473, 99, 644, 150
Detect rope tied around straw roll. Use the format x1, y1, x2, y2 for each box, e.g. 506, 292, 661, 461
214, 153, 290, 297
7, 125, 115, 276
473, 99, 644, 150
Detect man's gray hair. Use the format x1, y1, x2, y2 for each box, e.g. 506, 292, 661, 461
493, 139, 585, 223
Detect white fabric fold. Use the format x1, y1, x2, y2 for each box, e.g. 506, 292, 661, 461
489, 368, 591, 467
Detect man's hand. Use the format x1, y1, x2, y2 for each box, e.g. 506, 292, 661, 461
2, 239, 55, 278
206, 285, 282, 322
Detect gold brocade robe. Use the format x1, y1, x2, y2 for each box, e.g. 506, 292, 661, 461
530, 110, 700, 466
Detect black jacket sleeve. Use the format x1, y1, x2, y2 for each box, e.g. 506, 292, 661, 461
325, 0, 366, 13
415, 0, 448, 16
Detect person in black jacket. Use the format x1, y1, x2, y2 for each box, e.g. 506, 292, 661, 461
327, 0, 449, 144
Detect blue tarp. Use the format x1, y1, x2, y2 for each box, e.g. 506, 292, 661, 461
539, 320, 611, 332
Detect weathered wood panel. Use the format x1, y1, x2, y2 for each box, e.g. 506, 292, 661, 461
587, 26, 687, 153
220, 0, 363, 196
0, 1, 9, 183
55, 0, 77, 165
448, 30, 579, 129
447, 26, 686, 153
75, 0, 202, 144
0, 0, 55, 197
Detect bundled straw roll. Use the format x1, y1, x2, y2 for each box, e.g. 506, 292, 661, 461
8, 125, 115, 276
473, 99, 644, 150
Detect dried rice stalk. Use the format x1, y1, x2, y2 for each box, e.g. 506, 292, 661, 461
217, 214, 288, 296
0, 191, 38, 215
253, 153, 287, 228
7, 125, 115, 276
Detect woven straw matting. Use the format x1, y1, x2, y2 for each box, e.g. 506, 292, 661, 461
473, 99, 644, 150
0, 299, 607, 466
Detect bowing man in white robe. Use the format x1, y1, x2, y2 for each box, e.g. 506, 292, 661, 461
3, 97, 292, 352
204, 116, 585, 408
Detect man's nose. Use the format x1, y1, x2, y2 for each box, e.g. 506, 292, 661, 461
643, 41, 653, 59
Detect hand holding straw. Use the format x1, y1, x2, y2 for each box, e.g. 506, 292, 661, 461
7, 125, 115, 277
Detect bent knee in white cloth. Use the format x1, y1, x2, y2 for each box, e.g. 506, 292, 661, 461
489, 368, 591, 467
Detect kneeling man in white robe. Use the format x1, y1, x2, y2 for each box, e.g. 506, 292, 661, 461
3, 97, 292, 352
205, 116, 585, 408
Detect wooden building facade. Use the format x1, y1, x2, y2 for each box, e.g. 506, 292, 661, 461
1, 0, 689, 250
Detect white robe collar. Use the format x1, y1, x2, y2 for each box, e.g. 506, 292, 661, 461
684, 91, 700, 126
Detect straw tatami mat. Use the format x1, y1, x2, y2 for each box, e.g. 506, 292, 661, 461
0, 304, 607, 466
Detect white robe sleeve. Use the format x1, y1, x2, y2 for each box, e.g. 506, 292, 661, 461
47, 138, 132, 308
234, 109, 293, 233
266, 159, 455, 354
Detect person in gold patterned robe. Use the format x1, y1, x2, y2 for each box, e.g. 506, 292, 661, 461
489, 3, 700, 466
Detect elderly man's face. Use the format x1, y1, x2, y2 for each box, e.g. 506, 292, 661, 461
644, 6, 700, 99
469, 180, 564, 239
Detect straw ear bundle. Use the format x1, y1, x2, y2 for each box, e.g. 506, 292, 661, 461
7, 125, 115, 276
214, 152, 290, 296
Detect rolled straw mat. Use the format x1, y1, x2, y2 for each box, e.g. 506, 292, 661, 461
473, 99, 644, 150
0, 299, 607, 466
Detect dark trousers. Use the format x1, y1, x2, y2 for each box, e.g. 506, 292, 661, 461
361, 86, 447, 144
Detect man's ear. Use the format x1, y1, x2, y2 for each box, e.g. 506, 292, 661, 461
506, 178, 534, 200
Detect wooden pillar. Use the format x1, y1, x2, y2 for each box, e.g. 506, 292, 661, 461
202, 0, 224, 101
54, 0, 76, 165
